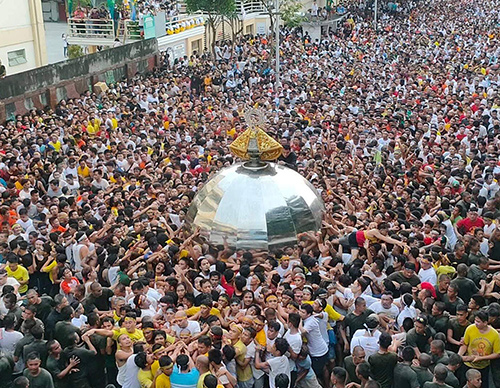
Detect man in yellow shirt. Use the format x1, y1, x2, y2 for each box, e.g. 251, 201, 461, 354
196, 355, 211, 388
153, 355, 174, 388
154, 354, 174, 388
77, 159, 91, 178
459, 310, 500, 386
136, 351, 154, 388
6, 255, 29, 294
85, 312, 146, 347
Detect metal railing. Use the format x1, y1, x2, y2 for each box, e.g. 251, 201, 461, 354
67, 15, 205, 44
68, 18, 115, 39
165, 15, 204, 35
235, 0, 268, 15
116, 20, 142, 41
177, 0, 267, 16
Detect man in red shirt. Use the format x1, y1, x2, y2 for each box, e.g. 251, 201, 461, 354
456, 205, 484, 235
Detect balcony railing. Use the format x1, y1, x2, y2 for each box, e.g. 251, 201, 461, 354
67, 15, 204, 46
68, 18, 115, 39
177, 0, 267, 16
236, 0, 267, 15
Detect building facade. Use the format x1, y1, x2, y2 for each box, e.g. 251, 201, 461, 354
0, 0, 48, 76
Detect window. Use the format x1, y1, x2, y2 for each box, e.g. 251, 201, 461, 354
7, 49, 27, 67
191, 39, 201, 55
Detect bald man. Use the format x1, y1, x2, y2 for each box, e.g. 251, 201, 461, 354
344, 346, 366, 384
172, 311, 201, 343
196, 356, 211, 388
464, 369, 482, 388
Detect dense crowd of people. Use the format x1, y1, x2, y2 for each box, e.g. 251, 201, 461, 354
2, 0, 500, 388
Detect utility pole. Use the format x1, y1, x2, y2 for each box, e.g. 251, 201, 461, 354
275, 0, 280, 91
374, 0, 378, 31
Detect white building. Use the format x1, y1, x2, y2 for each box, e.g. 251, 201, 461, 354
0, 0, 48, 76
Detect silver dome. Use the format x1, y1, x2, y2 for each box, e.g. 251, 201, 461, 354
186, 162, 325, 251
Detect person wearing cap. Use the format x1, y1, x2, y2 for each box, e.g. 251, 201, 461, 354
406, 316, 435, 358
350, 313, 381, 358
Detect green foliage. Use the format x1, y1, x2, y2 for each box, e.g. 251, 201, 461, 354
185, 0, 236, 17
280, 0, 305, 28
78, 0, 93, 8
68, 45, 84, 59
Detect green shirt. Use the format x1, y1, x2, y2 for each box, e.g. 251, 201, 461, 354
411, 366, 433, 387
468, 252, 485, 266
447, 318, 470, 353
406, 327, 435, 354
344, 309, 374, 338
23, 339, 48, 367
33, 296, 55, 323
467, 264, 486, 287
393, 362, 419, 388
387, 271, 421, 287
368, 351, 398, 388
54, 321, 81, 349
0, 356, 14, 388
450, 277, 478, 304
442, 295, 464, 315
423, 382, 452, 388
23, 368, 55, 388
46, 355, 67, 388
441, 366, 460, 388
344, 355, 360, 384
429, 314, 449, 334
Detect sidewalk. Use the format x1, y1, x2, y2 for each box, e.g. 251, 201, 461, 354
44, 21, 69, 64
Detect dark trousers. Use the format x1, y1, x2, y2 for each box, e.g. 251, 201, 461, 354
311, 352, 328, 385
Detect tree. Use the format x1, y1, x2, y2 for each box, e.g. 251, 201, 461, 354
185, 0, 236, 58
280, 0, 305, 28
68, 45, 84, 59
255, 0, 304, 47
225, 11, 244, 50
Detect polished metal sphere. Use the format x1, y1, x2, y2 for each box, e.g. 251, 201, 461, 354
186, 161, 325, 251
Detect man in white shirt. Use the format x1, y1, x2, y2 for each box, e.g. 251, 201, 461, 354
122, 351, 141, 388
284, 313, 303, 374
418, 256, 437, 285
0, 269, 20, 295
299, 304, 328, 386
254, 338, 291, 388
350, 314, 381, 357
172, 311, 201, 343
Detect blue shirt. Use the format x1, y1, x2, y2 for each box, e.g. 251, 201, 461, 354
170, 366, 200, 388
296, 356, 315, 380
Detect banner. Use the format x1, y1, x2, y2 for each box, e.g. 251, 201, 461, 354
131, 0, 137, 21
108, 0, 115, 19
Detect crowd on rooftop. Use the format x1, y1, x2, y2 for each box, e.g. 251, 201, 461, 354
2, 0, 500, 388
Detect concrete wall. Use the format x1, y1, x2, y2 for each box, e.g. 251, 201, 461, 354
0, 38, 159, 123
